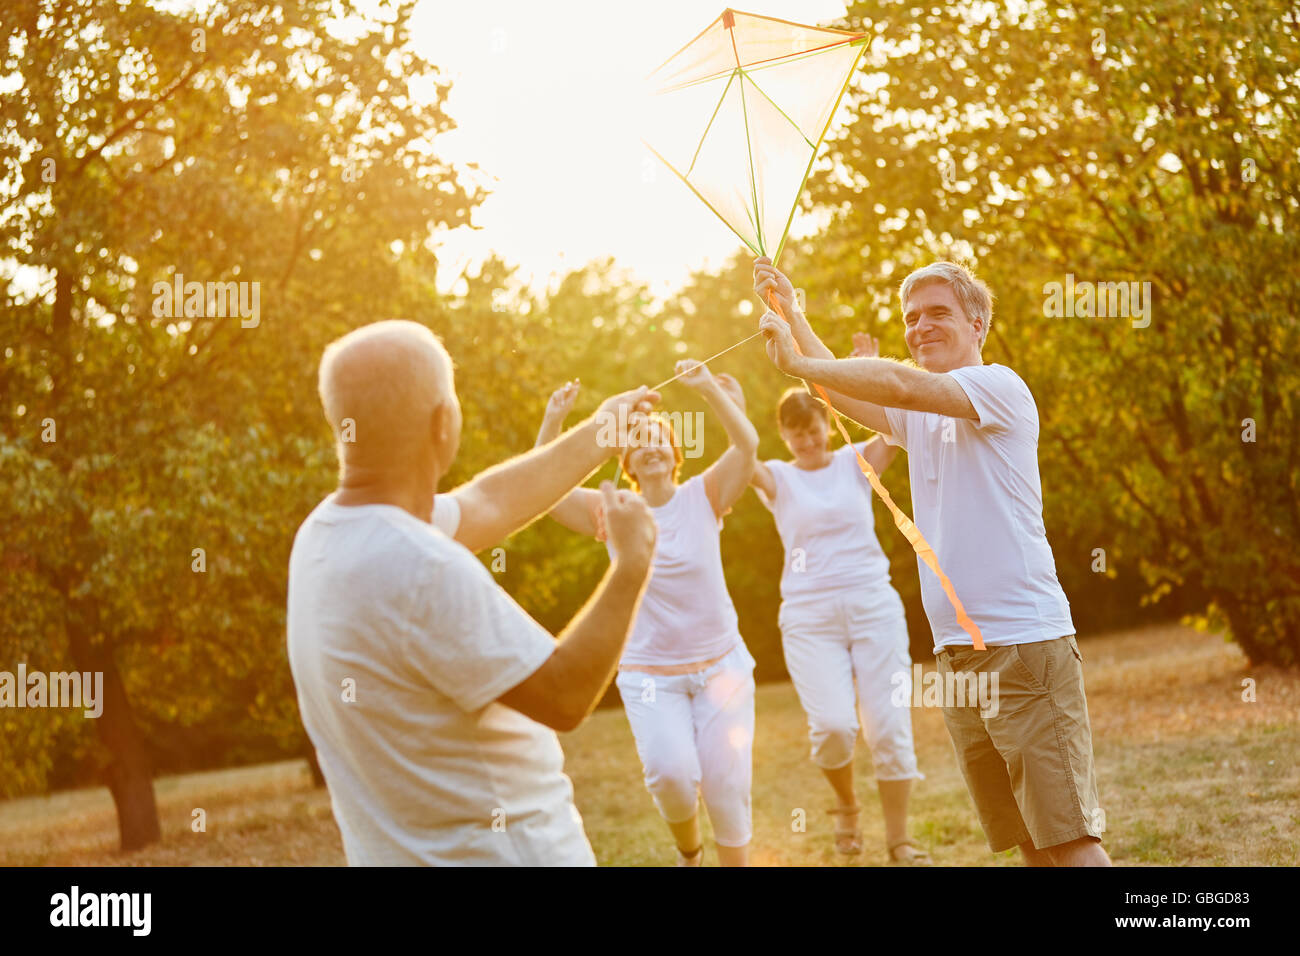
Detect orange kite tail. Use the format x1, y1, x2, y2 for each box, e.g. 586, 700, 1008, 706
767, 291, 985, 650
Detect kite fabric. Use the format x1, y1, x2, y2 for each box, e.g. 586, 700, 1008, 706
641, 8, 986, 649
642, 8, 866, 262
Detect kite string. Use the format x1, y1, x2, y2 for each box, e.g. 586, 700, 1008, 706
609, 329, 764, 488
650, 330, 765, 391
764, 290, 986, 651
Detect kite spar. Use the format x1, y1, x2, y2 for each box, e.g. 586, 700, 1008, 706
640, 8, 866, 388
640, 8, 985, 648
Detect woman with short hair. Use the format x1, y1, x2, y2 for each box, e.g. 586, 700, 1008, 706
751, 334, 930, 863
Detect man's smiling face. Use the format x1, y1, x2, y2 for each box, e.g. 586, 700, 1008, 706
902, 280, 983, 372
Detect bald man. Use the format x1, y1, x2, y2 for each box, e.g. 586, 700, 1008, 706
287, 320, 659, 866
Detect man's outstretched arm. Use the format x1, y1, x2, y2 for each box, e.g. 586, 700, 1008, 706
759, 312, 976, 422
497, 482, 656, 731
794, 355, 977, 420
754, 257, 893, 434
447, 385, 657, 553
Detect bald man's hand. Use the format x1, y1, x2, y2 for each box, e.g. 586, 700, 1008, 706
595, 385, 660, 452
496, 481, 654, 732
453, 385, 660, 552
599, 480, 656, 571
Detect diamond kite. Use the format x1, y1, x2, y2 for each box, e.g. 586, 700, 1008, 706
642, 8, 867, 263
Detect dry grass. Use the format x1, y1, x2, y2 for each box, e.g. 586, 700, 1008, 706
2, 622, 1296, 866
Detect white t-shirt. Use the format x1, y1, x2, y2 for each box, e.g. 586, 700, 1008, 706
605, 475, 744, 668
882, 363, 1074, 651
431, 493, 460, 537
755, 442, 894, 602
286, 497, 595, 866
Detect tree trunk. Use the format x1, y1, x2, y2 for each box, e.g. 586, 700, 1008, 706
1215, 589, 1281, 668
65, 626, 162, 851
99, 657, 162, 850
304, 743, 327, 788
50, 253, 161, 849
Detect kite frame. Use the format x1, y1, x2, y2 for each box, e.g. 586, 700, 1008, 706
646, 7, 864, 89
642, 9, 868, 265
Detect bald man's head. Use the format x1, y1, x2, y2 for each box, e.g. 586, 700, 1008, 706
318, 320, 460, 474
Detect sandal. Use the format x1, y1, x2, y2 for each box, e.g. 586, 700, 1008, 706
828, 806, 863, 855
675, 844, 704, 867
887, 839, 933, 866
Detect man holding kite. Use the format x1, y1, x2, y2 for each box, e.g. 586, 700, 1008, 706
755, 256, 1111, 867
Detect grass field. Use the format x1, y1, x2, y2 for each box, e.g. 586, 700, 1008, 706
2, 623, 1297, 866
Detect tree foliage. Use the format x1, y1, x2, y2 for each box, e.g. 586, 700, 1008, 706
803, 0, 1299, 663
0, 0, 478, 841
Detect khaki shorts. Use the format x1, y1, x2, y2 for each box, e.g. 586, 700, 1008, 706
936, 635, 1103, 852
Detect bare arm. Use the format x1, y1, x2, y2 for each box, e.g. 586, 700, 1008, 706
682, 366, 758, 518
786, 310, 895, 433
446, 384, 657, 553
750, 459, 777, 500
754, 257, 894, 434
759, 309, 977, 421
497, 561, 647, 731
786, 354, 977, 420
545, 487, 601, 537
497, 484, 655, 731
447, 418, 604, 552
531, 382, 627, 538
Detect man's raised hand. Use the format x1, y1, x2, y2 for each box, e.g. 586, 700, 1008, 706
594, 384, 660, 450
759, 309, 800, 374
753, 256, 797, 316
596, 384, 659, 423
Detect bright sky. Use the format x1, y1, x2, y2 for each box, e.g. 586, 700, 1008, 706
410, 0, 851, 298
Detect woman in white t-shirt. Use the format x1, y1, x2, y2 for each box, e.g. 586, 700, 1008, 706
536, 360, 759, 866
750, 333, 930, 863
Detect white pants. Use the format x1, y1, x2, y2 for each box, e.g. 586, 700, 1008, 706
615, 643, 756, 847
779, 587, 922, 780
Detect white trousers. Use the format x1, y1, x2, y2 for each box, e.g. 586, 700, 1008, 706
779, 586, 922, 780
615, 643, 756, 847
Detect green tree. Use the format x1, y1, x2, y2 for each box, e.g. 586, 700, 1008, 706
0, 0, 477, 847
804, 0, 1298, 663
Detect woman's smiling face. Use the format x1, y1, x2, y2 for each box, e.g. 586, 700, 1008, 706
625, 418, 678, 487
779, 418, 830, 465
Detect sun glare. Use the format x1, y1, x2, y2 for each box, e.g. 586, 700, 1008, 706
410, 0, 850, 298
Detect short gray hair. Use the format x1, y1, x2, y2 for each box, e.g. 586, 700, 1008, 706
898, 261, 994, 348
318, 319, 455, 467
